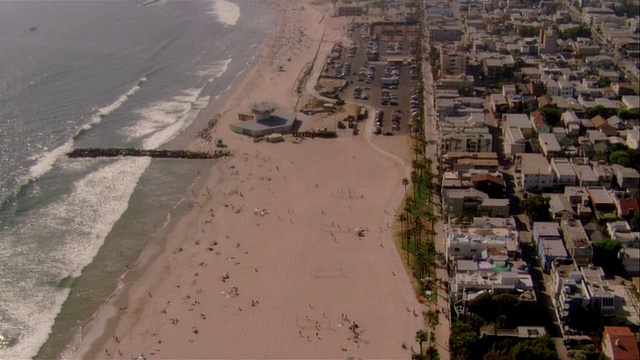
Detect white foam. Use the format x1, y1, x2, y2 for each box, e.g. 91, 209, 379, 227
125, 59, 230, 149
25, 77, 146, 184
0, 157, 150, 359
27, 140, 74, 181
82, 77, 146, 131
209, 0, 240, 26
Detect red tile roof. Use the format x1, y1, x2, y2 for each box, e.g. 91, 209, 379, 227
618, 198, 640, 217
603, 326, 640, 360
471, 174, 505, 187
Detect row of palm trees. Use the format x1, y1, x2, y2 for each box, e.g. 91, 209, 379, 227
404, 3, 441, 359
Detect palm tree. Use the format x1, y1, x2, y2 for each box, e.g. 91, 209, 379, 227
415, 329, 428, 355
415, 250, 427, 280
414, 218, 424, 251
402, 177, 409, 197
398, 213, 407, 249
411, 170, 419, 201
426, 345, 439, 360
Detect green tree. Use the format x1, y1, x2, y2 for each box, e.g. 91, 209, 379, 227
519, 25, 539, 38
610, 150, 632, 166
618, 108, 640, 120
449, 319, 478, 360
539, 106, 562, 126
561, 24, 591, 40
523, 195, 551, 222
426, 345, 439, 359
586, 105, 612, 119
416, 329, 428, 355
593, 239, 624, 275
597, 77, 612, 88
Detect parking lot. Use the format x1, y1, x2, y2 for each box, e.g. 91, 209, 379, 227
319, 23, 420, 136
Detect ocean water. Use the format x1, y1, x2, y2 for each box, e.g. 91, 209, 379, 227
0, 1, 275, 358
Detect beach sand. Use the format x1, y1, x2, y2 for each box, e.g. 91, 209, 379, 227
72, 1, 423, 359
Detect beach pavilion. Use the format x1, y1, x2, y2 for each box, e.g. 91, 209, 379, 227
229, 101, 297, 137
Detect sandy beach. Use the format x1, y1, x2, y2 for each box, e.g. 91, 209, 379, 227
72, 1, 423, 359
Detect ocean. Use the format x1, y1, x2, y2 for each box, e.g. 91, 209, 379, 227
0, 1, 276, 358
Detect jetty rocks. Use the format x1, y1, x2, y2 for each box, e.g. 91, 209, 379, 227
67, 148, 230, 159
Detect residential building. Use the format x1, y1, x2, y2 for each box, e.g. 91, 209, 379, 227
530, 110, 551, 134
593, 164, 615, 188
490, 93, 508, 114
539, 28, 558, 55
504, 127, 527, 159
587, 186, 617, 218
441, 127, 493, 153
546, 79, 560, 97
622, 95, 640, 110
616, 198, 639, 219
606, 221, 638, 246
482, 56, 514, 83
471, 174, 506, 198
547, 193, 576, 221
611, 164, 640, 196
550, 259, 590, 326
445, 217, 519, 260
619, 247, 640, 276
561, 111, 581, 137
539, 133, 562, 159
444, 188, 510, 218
550, 158, 576, 186
560, 219, 593, 266
429, 25, 463, 42
565, 186, 590, 207
534, 222, 568, 272
519, 154, 553, 191
502, 114, 533, 136
626, 129, 640, 150
558, 79, 574, 98
601, 326, 640, 360
572, 163, 599, 187
441, 44, 468, 76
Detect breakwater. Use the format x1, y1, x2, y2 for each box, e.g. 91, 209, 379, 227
67, 148, 230, 159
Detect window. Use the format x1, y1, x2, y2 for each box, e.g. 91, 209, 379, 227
470, 249, 477, 253
454, 248, 460, 252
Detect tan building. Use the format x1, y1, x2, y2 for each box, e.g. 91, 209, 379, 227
440, 44, 468, 76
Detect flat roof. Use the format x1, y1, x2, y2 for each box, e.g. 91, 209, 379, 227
520, 154, 551, 175
572, 164, 599, 183
534, 222, 561, 238
539, 238, 568, 257
539, 133, 562, 152
561, 220, 591, 248
587, 186, 615, 205
551, 158, 576, 176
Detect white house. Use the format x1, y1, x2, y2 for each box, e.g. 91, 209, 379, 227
546, 79, 560, 96
627, 129, 640, 149
558, 79, 574, 98
561, 111, 581, 137
539, 133, 562, 158
551, 158, 577, 186
519, 154, 554, 191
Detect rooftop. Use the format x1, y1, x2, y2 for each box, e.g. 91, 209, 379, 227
520, 153, 551, 175
603, 326, 640, 360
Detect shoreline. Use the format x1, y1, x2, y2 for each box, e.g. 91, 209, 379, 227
71, 1, 424, 359
64, 1, 285, 358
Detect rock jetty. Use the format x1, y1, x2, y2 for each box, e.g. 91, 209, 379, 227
67, 148, 230, 159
